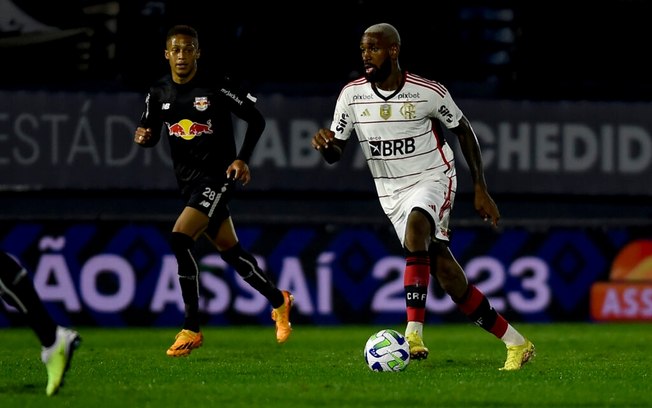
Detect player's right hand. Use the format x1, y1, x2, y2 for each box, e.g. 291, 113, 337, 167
311, 128, 336, 150
134, 127, 152, 145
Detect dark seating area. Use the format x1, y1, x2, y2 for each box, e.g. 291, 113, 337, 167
1, 1, 652, 101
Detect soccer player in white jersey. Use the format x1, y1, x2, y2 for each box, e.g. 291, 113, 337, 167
311, 23, 535, 370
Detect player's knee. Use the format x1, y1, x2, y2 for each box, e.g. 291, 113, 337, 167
169, 232, 194, 253
169, 232, 196, 278
0, 253, 29, 310
0, 252, 24, 284
427, 239, 447, 255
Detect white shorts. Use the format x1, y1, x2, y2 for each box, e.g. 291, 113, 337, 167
381, 179, 456, 246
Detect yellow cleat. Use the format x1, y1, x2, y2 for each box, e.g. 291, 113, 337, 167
406, 332, 429, 360
166, 329, 203, 357
42, 326, 81, 396
271, 290, 294, 343
500, 339, 536, 371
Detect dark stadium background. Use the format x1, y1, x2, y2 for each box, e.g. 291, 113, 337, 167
3, 0, 652, 220
4, 0, 652, 100
1, 0, 651, 325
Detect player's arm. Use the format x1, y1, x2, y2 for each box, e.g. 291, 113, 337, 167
223, 82, 266, 184
312, 129, 347, 164
229, 107, 264, 186
234, 102, 265, 165
221, 77, 266, 164
313, 92, 352, 164
450, 115, 500, 227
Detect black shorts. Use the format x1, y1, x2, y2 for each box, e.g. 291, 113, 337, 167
184, 179, 233, 236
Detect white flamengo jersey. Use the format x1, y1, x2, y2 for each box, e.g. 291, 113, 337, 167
329, 72, 464, 203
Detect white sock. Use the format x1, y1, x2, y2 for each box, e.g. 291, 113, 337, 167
405, 321, 423, 337
41, 326, 64, 363
501, 324, 526, 346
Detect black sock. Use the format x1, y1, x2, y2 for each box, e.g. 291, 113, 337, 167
169, 233, 201, 332
221, 243, 284, 308
0, 252, 57, 347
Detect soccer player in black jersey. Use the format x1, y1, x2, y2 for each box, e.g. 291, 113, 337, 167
134, 25, 293, 356
0, 251, 81, 395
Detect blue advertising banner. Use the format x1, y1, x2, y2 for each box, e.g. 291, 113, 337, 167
2, 220, 649, 327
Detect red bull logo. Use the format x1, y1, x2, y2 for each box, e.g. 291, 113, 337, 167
194, 96, 210, 111
166, 119, 213, 140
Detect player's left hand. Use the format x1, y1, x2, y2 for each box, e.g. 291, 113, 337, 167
474, 185, 500, 228
312, 128, 336, 150
226, 160, 251, 186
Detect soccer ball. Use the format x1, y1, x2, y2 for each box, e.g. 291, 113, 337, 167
363, 329, 410, 372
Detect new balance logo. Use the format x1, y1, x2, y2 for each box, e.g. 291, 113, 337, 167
199, 200, 211, 208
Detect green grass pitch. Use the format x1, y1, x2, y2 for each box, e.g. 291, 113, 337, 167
0, 323, 649, 407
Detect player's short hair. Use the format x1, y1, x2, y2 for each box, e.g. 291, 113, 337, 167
364, 23, 401, 46
166, 25, 199, 45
